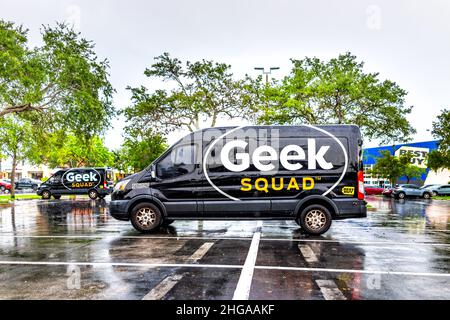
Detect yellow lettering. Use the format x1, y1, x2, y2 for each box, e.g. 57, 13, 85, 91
272, 177, 284, 191
287, 178, 300, 190
240, 178, 252, 191
255, 178, 269, 193
303, 177, 314, 190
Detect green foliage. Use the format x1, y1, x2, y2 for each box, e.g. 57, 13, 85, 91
124, 52, 255, 134
114, 130, 167, 173
0, 19, 115, 142
427, 109, 450, 170
370, 150, 425, 185
255, 52, 415, 144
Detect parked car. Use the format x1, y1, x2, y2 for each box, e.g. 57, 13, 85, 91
392, 184, 432, 199
430, 184, 450, 196
382, 187, 393, 197
364, 185, 384, 195
15, 178, 41, 191
421, 184, 442, 196
0, 179, 11, 193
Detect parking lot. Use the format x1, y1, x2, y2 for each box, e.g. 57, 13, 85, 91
0, 195, 449, 300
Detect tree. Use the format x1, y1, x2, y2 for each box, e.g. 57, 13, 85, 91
427, 109, 450, 170
255, 52, 415, 144
370, 150, 424, 185
124, 52, 255, 134
115, 130, 167, 173
0, 115, 34, 198
0, 20, 115, 142
30, 133, 114, 168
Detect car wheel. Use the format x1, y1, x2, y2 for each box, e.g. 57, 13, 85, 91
130, 203, 162, 233
423, 192, 431, 199
432, 191, 438, 196
296, 204, 332, 235
42, 190, 51, 200
161, 219, 174, 226
53, 195, 61, 200
398, 192, 405, 199
32, 184, 38, 191
88, 189, 98, 200
0, 186, 5, 192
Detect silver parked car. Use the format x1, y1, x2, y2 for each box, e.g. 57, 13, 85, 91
430, 184, 450, 196
392, 184, 433, 199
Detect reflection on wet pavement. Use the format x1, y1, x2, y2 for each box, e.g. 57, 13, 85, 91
0, 196, 449, 299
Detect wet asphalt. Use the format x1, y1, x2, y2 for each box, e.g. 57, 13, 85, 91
0, 196, 449, 300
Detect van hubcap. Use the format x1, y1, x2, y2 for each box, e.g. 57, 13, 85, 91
305, 210, 326, 230
136, 208, 156, 227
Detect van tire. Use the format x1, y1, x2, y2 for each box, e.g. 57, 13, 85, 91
296, 204, 332, 235
130, 202, 162, 233
88, 189, 98, 200
53, 195, 61, 200
42, 190, 51, 200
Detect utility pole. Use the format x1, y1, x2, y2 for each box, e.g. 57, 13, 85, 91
254, 66, 280, 85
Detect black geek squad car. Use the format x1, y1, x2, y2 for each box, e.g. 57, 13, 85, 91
37, 167, 115, 200
109, 125, 367, 235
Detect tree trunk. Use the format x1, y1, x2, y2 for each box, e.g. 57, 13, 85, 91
10, 152, 17, 199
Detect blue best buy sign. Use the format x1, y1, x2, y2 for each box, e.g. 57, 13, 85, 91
363, 140, 441, 184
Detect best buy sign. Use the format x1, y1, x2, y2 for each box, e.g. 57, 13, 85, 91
394, 146, 429, 168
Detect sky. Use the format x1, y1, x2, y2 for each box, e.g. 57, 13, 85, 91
1, 0, 449, 149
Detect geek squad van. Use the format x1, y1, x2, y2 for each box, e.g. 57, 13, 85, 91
37, 167, 115, 200
109, 125, 367, 235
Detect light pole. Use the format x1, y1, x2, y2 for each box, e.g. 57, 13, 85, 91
254, 66, 280, 85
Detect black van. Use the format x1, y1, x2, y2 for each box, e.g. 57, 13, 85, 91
109, 125, 367, 235
37, 167, 115, 200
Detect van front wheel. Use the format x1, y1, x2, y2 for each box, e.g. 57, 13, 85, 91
130, 203, 162, 233
297, 205, 332, 235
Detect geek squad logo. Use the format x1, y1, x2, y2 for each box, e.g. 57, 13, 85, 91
62, 169, 101, 189
203, 125, 348, 201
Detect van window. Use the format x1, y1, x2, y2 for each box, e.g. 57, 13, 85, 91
157, 144, 198, 179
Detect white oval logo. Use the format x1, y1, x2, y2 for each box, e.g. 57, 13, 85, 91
62, 169, 101, 190
202, 125, 348, 201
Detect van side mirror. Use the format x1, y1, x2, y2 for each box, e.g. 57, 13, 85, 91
151, 165, 156, 179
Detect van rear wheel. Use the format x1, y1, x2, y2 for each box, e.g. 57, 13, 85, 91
296, 204, 332, 235
130, 203, 162, 233
88, 189, 98, 200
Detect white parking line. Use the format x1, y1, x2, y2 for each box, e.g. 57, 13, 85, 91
315, 280, 346, 300
141, 242, 214, 300
232, 221, 262, 300
142, 274, 184, 300
4, 234, 450, 247
299, 245, 319, 263
188, 242, 214, 263
0, 260, 449, 278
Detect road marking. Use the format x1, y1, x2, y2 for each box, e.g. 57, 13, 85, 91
254, 265, 450, 277
232, 221, 262, 300
315, 280, 346, 300
299, 244, 319, 263
188, 242, 214, 263
3, 234, 450, 247
141, 242, 214, 300
0, 260, 449, 278
142, 274, 184, 300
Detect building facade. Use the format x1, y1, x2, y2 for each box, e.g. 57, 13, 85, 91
363, 140, 450, 186
0, 159, 55, 180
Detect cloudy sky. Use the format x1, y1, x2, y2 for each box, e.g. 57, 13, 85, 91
1, 0, 449, 148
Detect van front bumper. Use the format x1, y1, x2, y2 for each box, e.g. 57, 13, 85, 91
109, 200, 130, 221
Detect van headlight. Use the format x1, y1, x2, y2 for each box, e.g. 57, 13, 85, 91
114, 179, 130, 191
